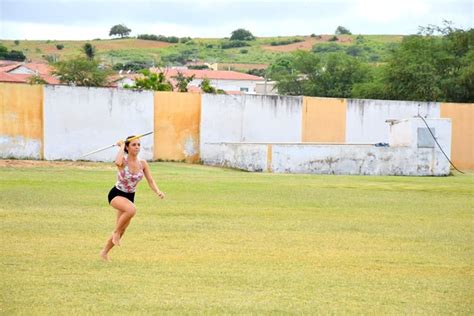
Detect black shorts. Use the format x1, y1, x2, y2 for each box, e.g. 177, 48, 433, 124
108, 186, 135, 204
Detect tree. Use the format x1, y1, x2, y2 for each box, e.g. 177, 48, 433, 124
27, 74, 47, 85
82, 43, 96, 60
352, 21, 474, 102
174, 72, 195, 92
109, 24, 131, 38
126, 69, 173, 91
230, 28, 255, 41
268, 50, 370, 97
335, 26, 352, 35
200, 78, 216, 93
51, 57, 110, 87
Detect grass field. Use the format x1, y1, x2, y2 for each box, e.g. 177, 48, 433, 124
0, 161, 472, 314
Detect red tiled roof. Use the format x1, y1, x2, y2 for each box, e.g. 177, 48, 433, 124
0, 72, 59, 84
152, 68, 263, 81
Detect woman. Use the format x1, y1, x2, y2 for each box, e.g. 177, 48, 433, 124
100, 135, 165, 261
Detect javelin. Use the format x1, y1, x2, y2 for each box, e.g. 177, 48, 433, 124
81, 131, 153, 157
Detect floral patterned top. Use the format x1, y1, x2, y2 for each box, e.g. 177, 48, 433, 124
115, 157, 144, 193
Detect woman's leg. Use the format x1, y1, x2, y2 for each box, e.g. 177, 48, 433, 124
110, 197, 136, 245
100, 197, 136, 260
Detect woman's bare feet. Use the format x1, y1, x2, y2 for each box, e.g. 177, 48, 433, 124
99, 249, 110, 262
112, 231, 121, 246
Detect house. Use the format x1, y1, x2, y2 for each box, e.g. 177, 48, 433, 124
0, 61, 59, 84
113, 67, 264, 94
160, 68, 264, 94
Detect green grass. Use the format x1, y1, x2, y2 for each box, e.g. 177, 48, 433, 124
0, 162, 472, 314
1, 35, 403, 66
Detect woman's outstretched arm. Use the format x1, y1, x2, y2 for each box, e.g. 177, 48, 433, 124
142, 160, 165, 199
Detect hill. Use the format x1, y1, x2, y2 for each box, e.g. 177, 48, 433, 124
0, 35, 403, 72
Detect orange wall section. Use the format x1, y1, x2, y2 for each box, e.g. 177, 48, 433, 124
0, 83, 44, 158
440, 103, 474, 169
153, 91, 201, 162
302, 97, 347, 142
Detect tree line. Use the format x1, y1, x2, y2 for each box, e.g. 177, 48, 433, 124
268, 22, 473, 102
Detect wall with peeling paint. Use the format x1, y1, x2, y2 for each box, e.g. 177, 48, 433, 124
346, 99, 440, 143
0, 83, 43, 159
154, 91, 201, 162
440, 103, 474, 169
201, 119, 452, 176
43, 85, 154, 161
200, 94, 302, 162
302, 97, 346, 142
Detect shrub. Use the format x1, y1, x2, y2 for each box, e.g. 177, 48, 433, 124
56, 44, 64, 50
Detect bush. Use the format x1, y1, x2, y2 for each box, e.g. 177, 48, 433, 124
137, 34, 181, 43
270, 38, 304, 46
56, 44, 64, 50
0, 49, 27, 61
328, 36, 339, 42
221, 40, 250, 49
240, 49, 248, 54
14, 40, 19, 45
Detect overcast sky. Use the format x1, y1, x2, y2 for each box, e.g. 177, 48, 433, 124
0, 0, 472, 40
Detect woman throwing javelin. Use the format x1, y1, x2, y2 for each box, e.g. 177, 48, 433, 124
100, 135, 165, 261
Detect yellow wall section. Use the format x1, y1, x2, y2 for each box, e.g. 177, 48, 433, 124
302, 97, 346, 142
153, 91, 201, 162
440, 103, 474, 169
0, 83, 44, 156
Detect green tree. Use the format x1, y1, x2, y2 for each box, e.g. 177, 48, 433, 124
174, 72, 195, 92
200, 78, 219, 93
109, 24, 131, 38
82, 43, 96, 59
353, 21, 473, 102
51, 57, 110, 86
126, 69, 173, 91
268, 51, 370, 97
230, 28, 255, 41
27, 74, 47, 85
335, 26, 352, 35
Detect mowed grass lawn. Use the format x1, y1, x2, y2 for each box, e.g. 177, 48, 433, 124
0, 161, 472, 314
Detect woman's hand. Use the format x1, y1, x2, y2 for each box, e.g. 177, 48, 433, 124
157, 190, 165, 199
116, 140, 125, 148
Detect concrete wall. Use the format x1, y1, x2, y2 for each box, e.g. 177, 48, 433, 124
441, 103, 474, 169
154, 91, 201, 162
43, 85, 154, 161
200, 94, 302, 161
302, 97, 346, 142
0, 83, 43, 159
346, 99, 440, 143
201, 118, 452, 176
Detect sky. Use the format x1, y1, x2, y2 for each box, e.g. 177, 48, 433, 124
0, 0, 472, 40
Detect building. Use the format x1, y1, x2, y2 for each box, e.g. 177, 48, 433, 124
0, 61, 59, 84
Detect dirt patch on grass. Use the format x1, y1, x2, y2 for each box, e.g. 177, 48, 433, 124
0, 159, 114, 170
262, 35, 353, 52
95, 39, 173, 50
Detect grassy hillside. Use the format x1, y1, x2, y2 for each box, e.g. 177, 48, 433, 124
1, 35, 403, 71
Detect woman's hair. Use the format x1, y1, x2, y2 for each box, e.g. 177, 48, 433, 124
124, 135, 136, 154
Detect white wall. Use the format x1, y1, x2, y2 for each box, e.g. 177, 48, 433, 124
0, 136, 41, 159
346, 99, 440, 143
200, 94, 302, 161
201, 118, 452, 176
43, 85, 154, 162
